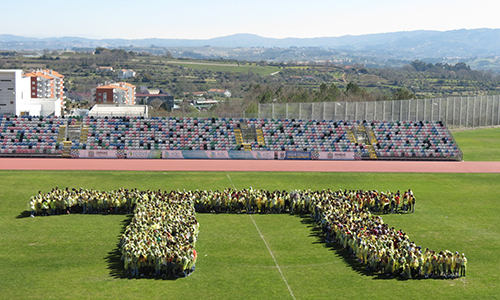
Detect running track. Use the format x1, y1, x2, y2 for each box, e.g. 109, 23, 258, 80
1, 158, 499, 173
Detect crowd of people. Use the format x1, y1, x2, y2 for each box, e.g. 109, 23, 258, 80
28, 187, 138, 217
191, 188, 416, 215
27, 187, 465, 279
310, 189, 466, 279
28, 187, 416, 217
119, 190, 199, 278
28, 188, 198, 278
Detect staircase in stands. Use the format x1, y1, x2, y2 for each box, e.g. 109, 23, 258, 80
255, 128, 265, 147
364, 125, 378, 160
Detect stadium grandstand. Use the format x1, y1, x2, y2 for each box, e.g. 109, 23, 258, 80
0, 114, 462, 160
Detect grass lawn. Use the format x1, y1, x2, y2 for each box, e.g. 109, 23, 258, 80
452, 127, 500, 161
1, 171, 499, 299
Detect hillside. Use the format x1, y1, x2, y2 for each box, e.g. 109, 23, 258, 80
2, 29, 500, 71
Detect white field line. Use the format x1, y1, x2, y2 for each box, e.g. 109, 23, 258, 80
225, 172, 295, 299
226, 173, 236, 189
249, 215, 296, 300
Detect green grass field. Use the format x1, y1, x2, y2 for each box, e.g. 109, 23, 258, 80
452, 127, 500, 161
1, 170, 500, 299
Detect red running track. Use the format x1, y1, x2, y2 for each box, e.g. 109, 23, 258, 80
1, 158, 499, 173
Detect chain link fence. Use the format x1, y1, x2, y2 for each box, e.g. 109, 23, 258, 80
258, 95, 500, 129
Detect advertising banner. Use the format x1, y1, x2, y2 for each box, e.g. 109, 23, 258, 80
204, 150, 231, 159
251, 151, 274, 160
162, 150, 184, 159
227, 151, 275, 160
284, 151, 311, 160
163, 150, 222, 159
315, 151, 355, 160
227, 151, 253, 160
161, 150, 276, 160
126, 150, 162, 159
181, 150, 209, 159
72, 148, 356, 161
73, 149, 120, 158
275, 151, 286, 160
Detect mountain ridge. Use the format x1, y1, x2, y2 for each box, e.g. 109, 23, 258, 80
1, 28, 499, 49
2, 29, 500, 70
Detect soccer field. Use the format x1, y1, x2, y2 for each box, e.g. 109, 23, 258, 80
1, 170, 500, 299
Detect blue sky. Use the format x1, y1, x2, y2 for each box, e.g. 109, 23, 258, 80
2, 0, 499, 39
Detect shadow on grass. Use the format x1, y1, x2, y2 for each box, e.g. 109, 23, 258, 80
105, 214, 180, 281
17, 209, 181, 280
296, 214, 411, 281
16, 210, 31, 219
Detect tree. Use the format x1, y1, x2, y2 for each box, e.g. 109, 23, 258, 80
150, 98, 164, 110
345, 82, 362, 96
410, 60, 433, 72
392, 88, 415, 100
452, 62, 471, 72
257, 90, 274, 103
95, 47, 107, 55
328, 83, 341, 99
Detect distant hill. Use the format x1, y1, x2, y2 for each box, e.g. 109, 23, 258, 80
2, 29, 500, 69
2, 29, 500, 52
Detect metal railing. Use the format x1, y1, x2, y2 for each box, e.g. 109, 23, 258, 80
258, 95, 500, 129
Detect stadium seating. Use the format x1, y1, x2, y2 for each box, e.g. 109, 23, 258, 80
81, 117, 239, 151
0, 115, 62, 156
368, 120, 461, 159
0, 115, 462, 160
247, 118, 357, 152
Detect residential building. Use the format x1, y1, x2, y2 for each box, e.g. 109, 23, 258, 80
193, 91, 207, 97
94, 82, 136, 105
118, 69, 136, 79
0, 69, 63, 116
208, 89, 231, 98
136, 93, 174, 111
96, 66, 114, 73
24, 69, 64, 101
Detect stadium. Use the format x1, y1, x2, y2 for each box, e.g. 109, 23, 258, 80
1, 100, 500, 299
0, 115, 461, 160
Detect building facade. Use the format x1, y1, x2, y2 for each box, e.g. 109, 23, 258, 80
118, 69, 136, 79
0, 69, 63, 116
208, 89, 231, 98
24, 69, 64, 100
95, 82, 136, 105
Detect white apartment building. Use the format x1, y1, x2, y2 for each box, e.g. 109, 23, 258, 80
118, 69, 136, 79
0, 69, 63, 116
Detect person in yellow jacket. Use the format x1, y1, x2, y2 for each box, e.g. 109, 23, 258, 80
460, 253, 467, 277
29, 197, 36, 217
423, 255, 432, 278
451, 251, 459, 277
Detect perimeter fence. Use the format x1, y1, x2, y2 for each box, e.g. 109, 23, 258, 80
258, 95, 500, 129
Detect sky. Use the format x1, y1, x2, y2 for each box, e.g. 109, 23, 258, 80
2, 0, 500, 40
